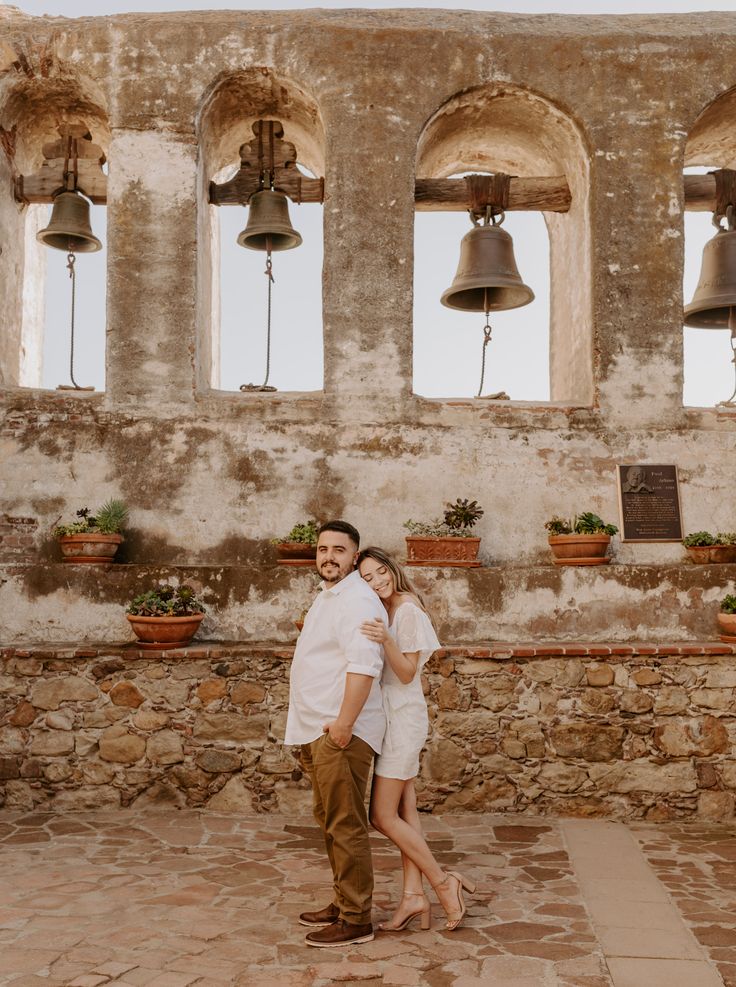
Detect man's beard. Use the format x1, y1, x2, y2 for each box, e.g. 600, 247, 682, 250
319, 562, 344, 583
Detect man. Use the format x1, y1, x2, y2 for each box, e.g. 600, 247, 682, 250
285, 519, 386, 947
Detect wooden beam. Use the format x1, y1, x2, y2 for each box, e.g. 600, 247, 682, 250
415, 175, 572, 213
683, 173, 719, 212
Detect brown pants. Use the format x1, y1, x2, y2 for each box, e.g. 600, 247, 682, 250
301, 733, 375, 925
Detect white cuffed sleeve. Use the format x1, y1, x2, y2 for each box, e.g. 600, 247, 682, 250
394, 604, 440, 668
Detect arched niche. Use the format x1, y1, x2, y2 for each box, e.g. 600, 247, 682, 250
0, 71, 109, 390
415, 84, 592, 404
682, 86, 736, 407
195, 69, 326, 393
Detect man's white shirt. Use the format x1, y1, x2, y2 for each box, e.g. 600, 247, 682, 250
285, 569, 387, 753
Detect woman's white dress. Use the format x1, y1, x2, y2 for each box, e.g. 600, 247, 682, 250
374, 602, 441, 780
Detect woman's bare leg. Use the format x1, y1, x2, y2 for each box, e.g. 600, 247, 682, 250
370, 774, 471, 926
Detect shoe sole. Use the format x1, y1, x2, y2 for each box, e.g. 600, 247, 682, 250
304, 932, 375, 947
298, 918, 337, 927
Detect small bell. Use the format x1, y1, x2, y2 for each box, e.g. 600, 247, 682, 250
441, 215, 534, 313
237, 189, 302, 251
37, 190, 102, 253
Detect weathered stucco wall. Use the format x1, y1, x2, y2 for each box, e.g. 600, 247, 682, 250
2, 643, 735, 821
0, 7, 735, 644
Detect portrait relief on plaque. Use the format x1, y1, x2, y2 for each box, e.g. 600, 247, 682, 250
617, 464, 683, 542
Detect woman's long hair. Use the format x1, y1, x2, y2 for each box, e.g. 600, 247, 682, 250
357, 546, 434, 623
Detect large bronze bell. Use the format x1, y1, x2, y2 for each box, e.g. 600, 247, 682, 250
684, 224, 736, 329
37, 190, 102, 253
441, 221, 534, 313
237, 188, 302, 251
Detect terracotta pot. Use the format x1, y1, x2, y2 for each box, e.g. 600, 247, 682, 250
548, 534, 611, 565
686, 545, 736, 564
276, 542, 317, 565
717, 611, 736, 642
58, 533, 123, 564
126, 613, 204, 650
405, 535, 481, 567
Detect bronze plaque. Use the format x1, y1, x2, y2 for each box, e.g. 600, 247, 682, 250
617, 464, 682, 542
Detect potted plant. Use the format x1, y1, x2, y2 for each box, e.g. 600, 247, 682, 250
126, 584, 206, 650
717, 594, 736, 642
404, 498, 484, 566
272, 519, 319, 565
545, 512, 618, 565
683, 531, 736, 565
54, 499, 128, 565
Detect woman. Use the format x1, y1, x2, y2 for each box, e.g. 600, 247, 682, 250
358, 546, 475, 932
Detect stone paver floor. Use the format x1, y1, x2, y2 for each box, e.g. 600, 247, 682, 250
0, 810, 731, 986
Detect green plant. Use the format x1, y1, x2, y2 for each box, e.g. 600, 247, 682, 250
127, 584, 205, 617
716, 532, 736, 545
683, 531, 716, 547
272, 519, 319, 545
54, 499, 128, 538
404, 498, 484, 539
720, 594, 736, 614
544, 515, 573, 536
544, 512, 618, 537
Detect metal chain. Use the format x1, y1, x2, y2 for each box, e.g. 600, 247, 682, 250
240, 246, 277, 392
66, 251, 82, 390
476, 317, 492, 398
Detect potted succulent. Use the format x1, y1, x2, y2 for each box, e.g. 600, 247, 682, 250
126, 584, 206, 650
683, 531, 736, 565
54, 499, 128, 565
545, 512, 618, 565
717, 594, 736, 642
404, 498, 484, 566
272, 519, 319, 565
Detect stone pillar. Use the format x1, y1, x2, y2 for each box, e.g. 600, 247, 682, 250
105, 129, 198, 411
320, 97, 415, 408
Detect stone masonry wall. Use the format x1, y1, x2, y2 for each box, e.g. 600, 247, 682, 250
1, 644, 735, 821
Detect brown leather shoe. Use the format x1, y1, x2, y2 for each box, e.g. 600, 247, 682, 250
305, 918, 374, 947
298, 902, 340, 927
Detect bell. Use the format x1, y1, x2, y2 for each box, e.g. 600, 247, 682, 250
37, 190, 102, 253
237, 189, 302, 251
684, 225, 736, 328
441, 222, 534, 313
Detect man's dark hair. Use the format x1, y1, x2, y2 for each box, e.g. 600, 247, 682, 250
318, 519, 360, 548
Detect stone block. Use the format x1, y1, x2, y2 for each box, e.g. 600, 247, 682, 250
133, 709, 170, 731
698, 790, 735, 820
30, 731, 75, 756
436, 678, 463, 710
109, 681, 145, 707
653, 686, 689, 715
1, 727, 25, 754
44, 762, 74, 782
193, 712, 269, 743
171, 764, 210, 788
620, 689, 653, 713
441, 777, 516, 811
81, 762, 116, 785
8, 700, 37, 726
53, 787, 120, 809
0, 756, 21, 780
0, 675, 21, 694
536, 762, 588, 792
196, 749, 242, 773
554, 659, 584, 687
476, 676, 516, 711
230, 681, 267, 706
719, 761, 736, 788
258, 750, 296, 774
99, 724, 146, 764
549, 723, 624, 762
20, 758, 42, 778
197, 678, 227, 704
589, 759, 698, 793
579, 689, 616, 714
705, 665, 736, 688
30, 676, 98, 710
586, 663, 614, 687
654, 716, 728, 757
45, 711, 73, 730
633, 668, 662, 686
423, 738, 466, 783
146, 730, 184, 764
692, 688, 734, 710
207, 776, 256, 813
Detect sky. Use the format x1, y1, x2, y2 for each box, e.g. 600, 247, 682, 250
9, 0, 734, 404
